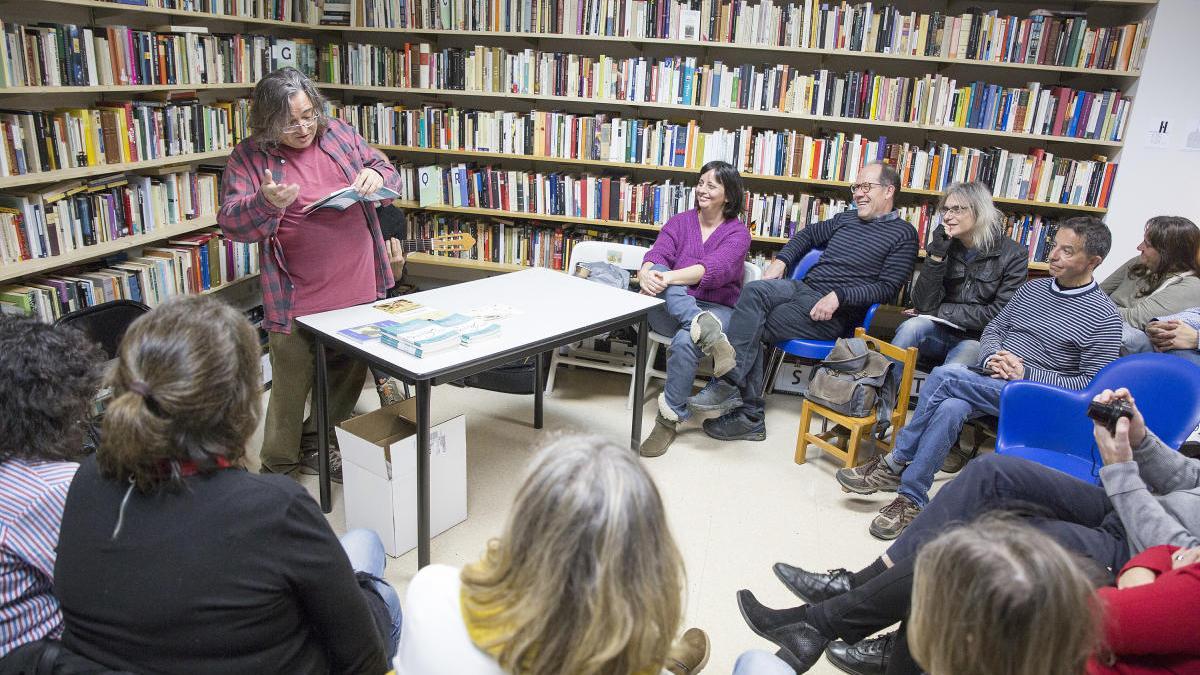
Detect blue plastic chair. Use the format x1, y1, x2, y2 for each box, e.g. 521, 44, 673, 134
994, 353, 1200, 484
761, 248, 881, 396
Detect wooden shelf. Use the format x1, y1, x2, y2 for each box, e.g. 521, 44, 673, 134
378, 144, 1108, 214
25, 0, 1146, 78
406, 252, 527, 273
0, 214, 218, 283
0, 83, 254, 94
202, 271, 259, 294
0, 149, 232, 189
322, 84, 1126, 149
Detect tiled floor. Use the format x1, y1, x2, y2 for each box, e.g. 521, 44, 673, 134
248, 367, 955, 674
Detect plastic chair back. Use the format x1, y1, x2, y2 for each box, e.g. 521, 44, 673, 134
53, 299, 150, 360
743, 261, 763, 284
566, 241, 649, 274
997, 353, 1200, 483
789, 247, 824, 281
775, 248, 881, 360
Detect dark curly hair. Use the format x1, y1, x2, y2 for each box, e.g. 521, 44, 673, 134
0, 314, 104, 463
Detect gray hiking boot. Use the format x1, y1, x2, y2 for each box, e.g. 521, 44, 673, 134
687, 379, 741, 414
690, 311, 736, 377
836, 455, 903, 495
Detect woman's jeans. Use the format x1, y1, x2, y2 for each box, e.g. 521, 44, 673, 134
646, 264, 733, 420
340, 529, 403, 660
891, 315, 981, 367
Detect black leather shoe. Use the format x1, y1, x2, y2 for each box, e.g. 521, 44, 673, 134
774, 563, 854, 603
825, 632, 894, 675
736, 590, 829, 673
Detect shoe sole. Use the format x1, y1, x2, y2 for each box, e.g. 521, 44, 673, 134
687, 396, 744, 414
868, 522, 906, 541
689, 312, 726, 352
704, 426, 766, 442
710, 337, 737, 377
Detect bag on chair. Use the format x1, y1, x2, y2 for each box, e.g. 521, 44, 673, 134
806, 338, 897, 426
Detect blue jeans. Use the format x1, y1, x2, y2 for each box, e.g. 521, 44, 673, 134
733, 650, 796, 675
891, 315, 981, 367
1167, 348, 1200, 366
889, 364, 1007, 507
340, 529, 403, 658
646, 265, 734, 421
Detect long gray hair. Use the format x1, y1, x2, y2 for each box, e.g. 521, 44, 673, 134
248, 67, 330, 146
937, 181, 1004, 253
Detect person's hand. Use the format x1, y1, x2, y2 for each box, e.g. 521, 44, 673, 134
1172, 547, 1200, 569
1092, 388, 1147, 448
1147, 320, 1199, 352
352, 167, 384, 196
925, 225, 951, 259
764, 258, 787, 280
902, 308, 918, 317
1095, 415, 1135, 466
1117, 566, 1158, 589
986, 351, 1024, 380
810, 291, 839, 321
260, 170, 299, 209
386, 238, 406, 278
640, 269, 668, 296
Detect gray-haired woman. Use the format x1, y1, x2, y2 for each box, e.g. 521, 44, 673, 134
218, 67, 404, 481
895, 181, 1030, 369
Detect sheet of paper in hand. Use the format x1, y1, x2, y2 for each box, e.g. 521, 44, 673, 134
302, 185, 401, 213
919, 314, 965, 332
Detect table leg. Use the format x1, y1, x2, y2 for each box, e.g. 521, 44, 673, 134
314, 339, 332, 513
415, 379, 432, 568
631, 316, 648, 452
534, 352, 544, 429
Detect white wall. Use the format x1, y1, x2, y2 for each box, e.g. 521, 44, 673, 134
1099, 0, 1200, 279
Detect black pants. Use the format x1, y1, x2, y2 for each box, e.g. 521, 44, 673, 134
807, 454, 1129, 675
721, 280, 847, 421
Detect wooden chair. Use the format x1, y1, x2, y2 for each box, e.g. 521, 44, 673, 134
795, 328, 918, 469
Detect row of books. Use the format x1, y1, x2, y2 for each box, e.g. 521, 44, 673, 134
0, 99, 250, 177
0, 165, 220, 265
324, 43, 1131, 141
0, 21, 318, 88
354, 0, 1150, 73
340, 104, 1119, 208
105, 0, 327, 25
0, 228, 259, 321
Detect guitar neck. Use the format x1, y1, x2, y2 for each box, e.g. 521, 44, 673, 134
399, 238, 434, 253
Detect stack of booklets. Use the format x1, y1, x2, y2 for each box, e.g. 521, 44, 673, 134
338, 303, 503, 358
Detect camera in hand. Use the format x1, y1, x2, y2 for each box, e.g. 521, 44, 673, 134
1087, 400, 1134, 434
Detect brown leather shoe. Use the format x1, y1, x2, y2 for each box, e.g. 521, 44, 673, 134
666, 627, 710, 675
641, 414, 678, 458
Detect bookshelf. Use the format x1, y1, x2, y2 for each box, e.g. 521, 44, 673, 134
0, 0, 1150, 312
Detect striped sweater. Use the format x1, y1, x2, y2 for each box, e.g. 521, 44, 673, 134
0, 459, 78, 656
979, 278, 1122, 390
776, 209, 919, 307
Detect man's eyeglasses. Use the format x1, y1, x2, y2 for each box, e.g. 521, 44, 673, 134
848, 182, 884, 195
938, 205, 972, 217
282, 113, 322, 134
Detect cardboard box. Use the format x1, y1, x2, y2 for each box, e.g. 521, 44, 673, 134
336, 399, 467, 557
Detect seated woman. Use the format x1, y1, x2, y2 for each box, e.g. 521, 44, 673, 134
0, 316, 102, 669
395, 434, 708, 675
910, 520, 1200, 675
53, 296, 401, 674
1100, 215, 1200, 354
638, 160, 752, 457
893, 181, 1029, 369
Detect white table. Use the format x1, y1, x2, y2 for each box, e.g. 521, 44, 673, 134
296, 268, 662, 567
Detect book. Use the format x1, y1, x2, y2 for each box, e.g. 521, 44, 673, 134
379, 323, 461, 357
301, 185, 401, 213
337, 319, 410, 342
460, 321, 502, 345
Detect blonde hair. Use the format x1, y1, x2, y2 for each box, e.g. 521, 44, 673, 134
937, 181, 1004, 253
460, 434, 684, 675
908, 516, 1099, 675
100, 295, 262, 492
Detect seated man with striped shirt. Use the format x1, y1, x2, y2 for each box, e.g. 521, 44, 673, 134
838, 216, 1123, 540
688, 161, 919, 442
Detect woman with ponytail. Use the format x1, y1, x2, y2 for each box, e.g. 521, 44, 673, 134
52, 295, 400, 674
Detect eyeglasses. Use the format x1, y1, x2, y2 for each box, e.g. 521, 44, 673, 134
849, 182, 884, 195
282, 113, 322, 134
938, 205, 972, 217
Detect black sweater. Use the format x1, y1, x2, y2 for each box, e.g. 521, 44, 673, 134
776, 209, 919, 307
54, 457, 388, 675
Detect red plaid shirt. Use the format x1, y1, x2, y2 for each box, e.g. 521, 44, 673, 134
218, 117, 399, 333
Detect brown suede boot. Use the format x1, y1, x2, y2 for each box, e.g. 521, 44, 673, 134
641, 414, 678, 458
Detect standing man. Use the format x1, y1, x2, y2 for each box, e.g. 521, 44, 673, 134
219, 67, 404, 480
689, 161, 918, 441
837, 217, 1123, 540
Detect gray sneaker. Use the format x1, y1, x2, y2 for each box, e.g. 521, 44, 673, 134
690, 311, 736, 376
836, 455, 903, 495
869, 495, 921, 540
687, 379, 741, 413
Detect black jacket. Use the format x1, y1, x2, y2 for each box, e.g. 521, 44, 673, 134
911, 235, 1030, 337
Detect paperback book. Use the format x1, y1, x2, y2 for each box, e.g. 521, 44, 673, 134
302, 186, 400, 213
